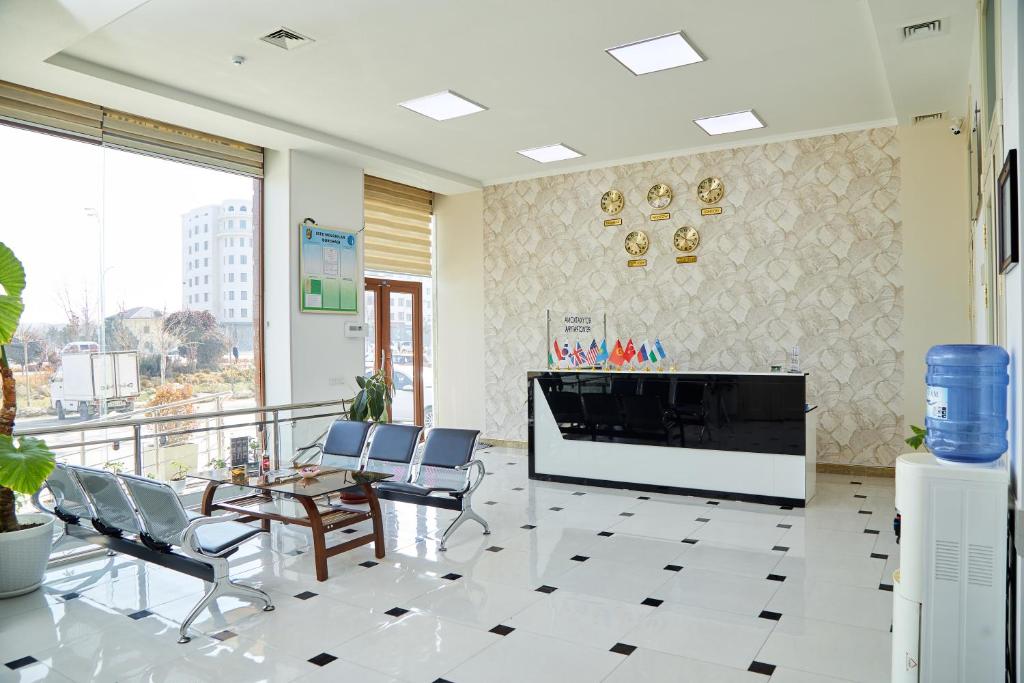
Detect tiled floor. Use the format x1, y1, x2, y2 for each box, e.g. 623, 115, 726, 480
1, 448, 897, 682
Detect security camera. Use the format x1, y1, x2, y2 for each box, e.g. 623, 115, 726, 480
950, 117, 964, 135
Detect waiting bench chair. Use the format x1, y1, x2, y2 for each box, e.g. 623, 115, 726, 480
40, 465, 274, 644
376, 428, 489, 551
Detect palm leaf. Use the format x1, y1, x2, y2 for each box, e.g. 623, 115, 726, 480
0, 435, 56, 495
0, 242, 27, 345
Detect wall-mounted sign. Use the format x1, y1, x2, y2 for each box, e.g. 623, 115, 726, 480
603, 217, 623, 227
676, 255, 698, 264
627, 259, 648, 268
649, 212, 671, 221
299, 224, 359, 314
561, 314, 594, 336
700, 207, 723, 216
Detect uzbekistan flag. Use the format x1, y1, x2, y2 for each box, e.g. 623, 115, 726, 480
597, 339, 609, 363
646, 340, 659, 364
609, 339, 626, 366
637, 342, 649, 363
655, 338, 667, 361
623, 339, 637, 363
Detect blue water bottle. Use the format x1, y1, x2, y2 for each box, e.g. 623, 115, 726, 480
925, 344, 1009, 464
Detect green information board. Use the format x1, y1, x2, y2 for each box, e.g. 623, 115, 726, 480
299, 224, 358, 314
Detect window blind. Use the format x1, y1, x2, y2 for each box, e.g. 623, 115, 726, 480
0, 80, 263, 177
364, 175, 434, 276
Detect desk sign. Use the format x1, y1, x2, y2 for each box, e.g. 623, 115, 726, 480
676, 255, 697, 264
230, 436, 249, 467
627, 259, 648, 268
700, 207, 723, 216
649, 212, 671, 221
603, 217, 622, 227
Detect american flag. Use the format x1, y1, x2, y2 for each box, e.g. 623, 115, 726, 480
586, 339, 600, 365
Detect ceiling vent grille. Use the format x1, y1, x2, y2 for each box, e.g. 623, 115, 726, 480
903, 19, 943, 41
912, 112, 945, 125
260, 28, 315, 51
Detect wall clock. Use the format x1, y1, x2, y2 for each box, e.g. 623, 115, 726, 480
600, 189, 625, 215
646, 183, 673, 209
624, 230, 650, 256
697, 177, 725, 204
673, 226, 700, 252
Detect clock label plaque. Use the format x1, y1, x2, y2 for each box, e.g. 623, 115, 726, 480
627, 259, 648, 268
676, 255, 697, 264
649, 212, 671, 221
603, 217, 623, 227
701, 207, 723, 216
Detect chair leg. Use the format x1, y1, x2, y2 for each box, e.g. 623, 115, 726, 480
228, 579, 275, 612
438, 498, 490, 551
177, 577, 275, 644
178, 581, 223, 644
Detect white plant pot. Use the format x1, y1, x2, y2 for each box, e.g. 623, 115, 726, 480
0, 512, 55, 598
169, 479, 187, 494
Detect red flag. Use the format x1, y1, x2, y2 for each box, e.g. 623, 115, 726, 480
623, 339, 637, 362
553, 339, 564, 360
609, 340, 626, 366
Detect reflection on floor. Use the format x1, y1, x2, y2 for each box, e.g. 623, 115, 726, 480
2, 447, 896, 683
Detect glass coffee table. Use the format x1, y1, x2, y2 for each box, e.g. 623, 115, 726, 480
189, 466, 391, 582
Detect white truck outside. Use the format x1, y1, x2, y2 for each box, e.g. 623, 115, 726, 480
50, 351, 140, 419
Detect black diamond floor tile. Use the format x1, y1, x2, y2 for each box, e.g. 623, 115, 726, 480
359, 561, 379, 568
777, 523, 792, 529
484, 501, 498, 505
758, 610, 782, 621
512, 487, 525, 491
767, 574, 786, 582
772, 545, 789, 552
870, 553, 889, 560
536, 585, 558, 594
294, 591, 318, 600
5, 656, 38, 671
127, 609, 153, 620
637, 496, 651, 500
641, 597, 663, 607
570, 555, 589, 562
597, 531, 614, 537
610, 643, 637, 656
864, 529, 880, 535
681, 538, 698, 544
308, 653, 338, 667
486, 546, 504, 552
385, 607, 409, 617
748, 660, 776, 676
664, 564, 683, 572
60, 592, 81, 601
695, 517, 710, 523
572, 492, 586, 496
521, 524, 537, 530
705, 500, 720, 506
779, 505, 794, 511
442, 573, 463, 581
879, 583, 893, 592
619, 512, 634, 517
490, 624, 515, 636
211, 629, 237, 641
858, 510, 873, 515
549, 507, 563, 511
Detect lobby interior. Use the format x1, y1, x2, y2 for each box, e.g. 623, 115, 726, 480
0, 0, 1022, 682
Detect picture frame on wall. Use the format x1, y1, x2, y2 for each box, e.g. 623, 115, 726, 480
998, 149, 1018, 274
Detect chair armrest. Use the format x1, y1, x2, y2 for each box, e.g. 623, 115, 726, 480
179, 512, 243, 557
455, 459, 486, 495
292, 443, 323, 467
31, 488, 54, 515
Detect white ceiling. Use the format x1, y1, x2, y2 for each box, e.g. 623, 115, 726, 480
0, 0, 976, 193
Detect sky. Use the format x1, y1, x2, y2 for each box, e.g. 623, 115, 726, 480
0, 124, 254, 326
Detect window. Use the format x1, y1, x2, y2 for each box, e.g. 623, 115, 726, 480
188, 294, 192, 303
194, 259, 200, 268
188, 246, 192, 254
188, 277, 192, 286
228, 205, 234, 211
229, 237, 234, 247
204, 241, 208, 250
204, 292, 209, 302
241, 273, 248, 283
228, 273, 235, 283
204, 275, 209, 284
364, 175, 433, 276
229, 291, 235, 300
241, 291, 248, 301
204, 257, 209, 267
240, 205, 247, 212
240, 219, 247, 229
204, 224, 209, 233
227, 219, 234, 229
228, 255, 235, 265
240, 255, 247, 265
241, 308, 247, 317
229, 309, 235, 318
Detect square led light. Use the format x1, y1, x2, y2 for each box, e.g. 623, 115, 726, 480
517, 144, 583, 163
693, 110, 765, 135
398, 90, 487, 121
606, 31, 704, 75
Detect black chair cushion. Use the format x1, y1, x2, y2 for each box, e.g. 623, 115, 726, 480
377, 481, 458, 497
419, 428, 479, 468
366, 424, 421, 463
323, 420, 372, 458
193, 521, 262, 555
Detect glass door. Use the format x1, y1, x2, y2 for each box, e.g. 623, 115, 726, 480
365, 277, 424, 425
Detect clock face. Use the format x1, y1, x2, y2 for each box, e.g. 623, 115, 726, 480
673, 226, 700, 252
697, 176, 725, 204
600, 189, 625, 215
647, 183, 673, 209
624, 230, 650, 256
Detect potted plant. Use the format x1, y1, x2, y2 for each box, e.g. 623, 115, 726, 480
0, 242, 57, 598
168, 460, 189, 493
350, 367, 393, 423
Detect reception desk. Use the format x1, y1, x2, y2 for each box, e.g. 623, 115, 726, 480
528, 370, 816, 506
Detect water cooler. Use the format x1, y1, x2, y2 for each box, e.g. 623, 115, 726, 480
892, 452, 1008, 682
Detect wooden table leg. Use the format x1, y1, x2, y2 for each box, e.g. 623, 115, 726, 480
362, 482, 386, 560
199, 481, 220, 515
298, 495, 329, 581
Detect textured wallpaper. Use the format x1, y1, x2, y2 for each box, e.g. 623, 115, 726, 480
482, 127, 903, 467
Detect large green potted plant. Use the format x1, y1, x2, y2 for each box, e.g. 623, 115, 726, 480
349, 367, 393, 423
0, 242, 57, 598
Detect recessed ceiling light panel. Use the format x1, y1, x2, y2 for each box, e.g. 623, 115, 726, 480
693, 110, 765, 135
399, 90, 487, 121
606, 31, 704, 75
517, 144, 584, 163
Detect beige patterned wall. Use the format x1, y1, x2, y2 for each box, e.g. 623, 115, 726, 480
482, 127, 904, 467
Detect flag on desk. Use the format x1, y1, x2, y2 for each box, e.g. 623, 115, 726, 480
597, 339, 609, 363
655, 338, 667, 361
609, 339, 626, 366
586, 339, 600, 365
623, 339, 637, 363
553, 339, 564, 361
637, 341, 649, 363
573, 341, 587, 366
646, 340, 659, 364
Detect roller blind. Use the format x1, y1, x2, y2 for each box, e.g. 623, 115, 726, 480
0, 81, 102, 141
0, 80, 263, 177
364, 175, 434, 276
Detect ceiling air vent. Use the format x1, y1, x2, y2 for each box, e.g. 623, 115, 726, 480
260, 27, 315, 51
912, 112, 945, 125
903, 19, 943, 41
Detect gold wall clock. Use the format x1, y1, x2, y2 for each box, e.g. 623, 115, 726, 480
673, 226, 700, 252
647, 183, 673, 209
624, 230, 650, 256
600, 189, 625, 215
697, 176, 725, 204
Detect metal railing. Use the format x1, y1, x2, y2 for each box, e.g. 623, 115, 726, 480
14, 397, 352, 477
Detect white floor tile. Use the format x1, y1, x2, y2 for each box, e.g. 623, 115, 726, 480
554, 556, 673, 604
774, 553, 886, 589
603, 647, 765, 683
622, 604, 775, 669
766, 577, 893, 630
757, 614, 893, 683
777, 526, 879, 559
506, 590, 654, 650
676, 542, 783, 579
123, 634, 314, 683
691, 519, 788, 551
579, 532, 687, 567
653, 567, 781, 616
406, 576, 543, 629
443, 628, 622, 683
293, 658, 401, 683
0, 661, 75, 683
